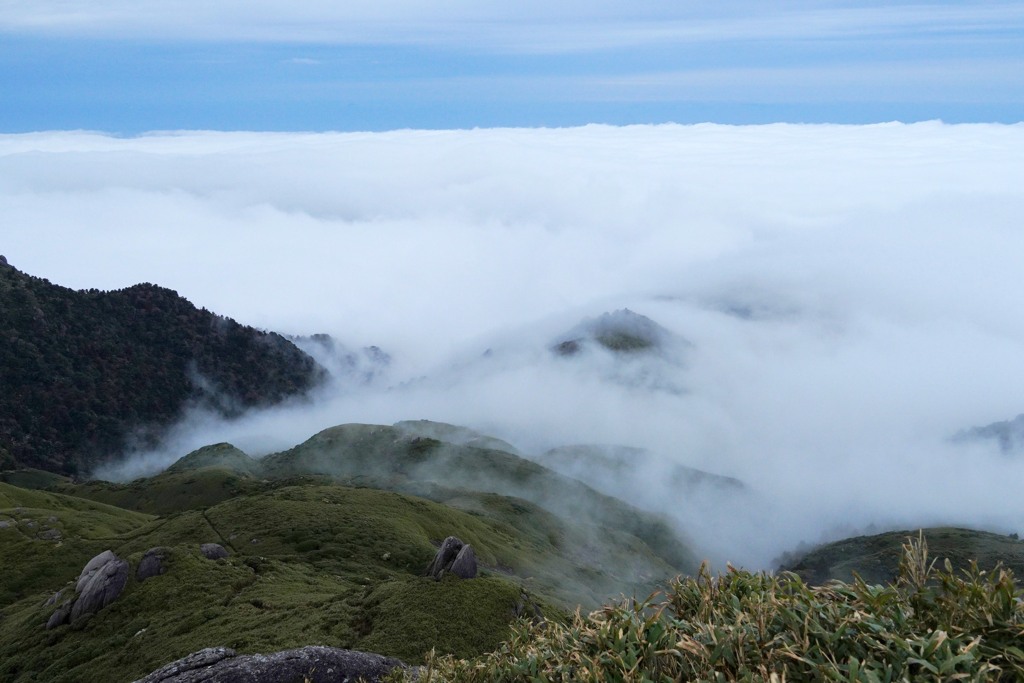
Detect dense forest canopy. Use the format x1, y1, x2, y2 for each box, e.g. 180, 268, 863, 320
0, 258, 325, 475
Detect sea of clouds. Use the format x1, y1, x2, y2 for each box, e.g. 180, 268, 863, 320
3, 122, 1024, 568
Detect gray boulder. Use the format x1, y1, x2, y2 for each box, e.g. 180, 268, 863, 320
200, 543, 229, 560
44, 591, 70, 629
449, 544, 478, 579
46, 551, 131, 629
76, 550, 117, 592
426, 536, 463, 579
132, 645, 410, 683
426, 536, 477, 580
71, 551, 129, 622
137, 547, 168, 582
46, 601, 73, 630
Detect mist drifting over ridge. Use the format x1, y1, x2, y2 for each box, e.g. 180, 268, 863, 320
4, 122, 1024, 569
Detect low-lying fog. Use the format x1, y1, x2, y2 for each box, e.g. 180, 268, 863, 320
4, 122, 1024, 568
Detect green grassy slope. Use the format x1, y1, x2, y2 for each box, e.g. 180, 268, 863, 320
0, 477, 569, 681
0, 482, 154, 605
260, 423, 698, 575
50, 423, 694, 605
394, 420, 522, 455
781, 527, 1024, 585
165, 443, 259, 476
58, 467, 267, 516
0, 422, 702, 681
5, 440, 1024, 681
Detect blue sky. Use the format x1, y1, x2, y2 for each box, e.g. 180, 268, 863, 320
1, 1, 1022, 132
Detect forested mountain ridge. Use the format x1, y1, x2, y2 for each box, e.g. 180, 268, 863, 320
0, 257, 326, 475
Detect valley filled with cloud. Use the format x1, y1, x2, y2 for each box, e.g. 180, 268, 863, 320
4, 122, 1023, 568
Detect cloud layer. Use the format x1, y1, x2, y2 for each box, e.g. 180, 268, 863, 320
3, 122, 1024, 568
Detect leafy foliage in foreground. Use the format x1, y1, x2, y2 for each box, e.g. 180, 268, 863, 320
397, 535, 1024, 682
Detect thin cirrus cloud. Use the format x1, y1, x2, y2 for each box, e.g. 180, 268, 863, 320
2, 1, 1023, 50
3, 123, 1024, 567
584, 59, 1024, 103
1, 1, 1021, 131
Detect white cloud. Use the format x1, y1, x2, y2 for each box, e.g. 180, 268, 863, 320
3, 122, 1024, 568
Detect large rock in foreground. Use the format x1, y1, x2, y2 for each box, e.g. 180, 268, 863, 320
133, 645, 411, 683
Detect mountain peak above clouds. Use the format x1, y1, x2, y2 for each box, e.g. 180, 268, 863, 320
551, 309, 677, 357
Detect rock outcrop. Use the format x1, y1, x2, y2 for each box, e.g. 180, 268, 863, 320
137, 547, 168, 582
71, 551, 129, 622
45, 601, 73, 630
132, 645, 410, 683
449, 544, 477, 579
200, 543, 229, 560
47, 550, 129, 628
426, 536, 477, 580
76, 550, 118, 592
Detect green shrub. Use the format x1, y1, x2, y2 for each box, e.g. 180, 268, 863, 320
395, 534, 1024, 682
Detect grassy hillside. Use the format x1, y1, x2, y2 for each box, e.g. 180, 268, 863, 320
45, 423, 695, 605
259, 423, 698, 576
781, 526, 1024, 585
0, 482, 154, 605
5, 426, 1024, 681
57, 466, 268, 516
0, 476, 572, 681
0, 419, 703, 682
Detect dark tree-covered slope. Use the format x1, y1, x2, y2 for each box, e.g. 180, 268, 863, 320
0, 258, 325, 475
